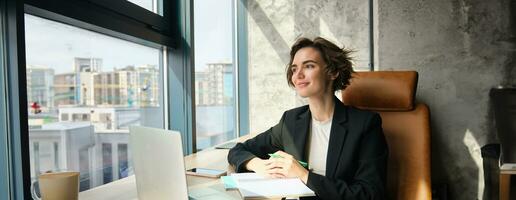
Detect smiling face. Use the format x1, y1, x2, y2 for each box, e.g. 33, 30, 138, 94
290, 47, 335, 98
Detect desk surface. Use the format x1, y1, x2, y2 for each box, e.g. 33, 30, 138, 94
79, 135, 276, 200
500, 164, 516, 174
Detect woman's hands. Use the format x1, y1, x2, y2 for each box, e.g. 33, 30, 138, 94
245, 157, 283, 178
245, 151, 309, 183
267, 151, 309, 183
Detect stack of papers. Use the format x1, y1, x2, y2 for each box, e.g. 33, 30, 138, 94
221, 173, 315, 199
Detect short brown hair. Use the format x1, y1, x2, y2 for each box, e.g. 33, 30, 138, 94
286, 37, 354, 92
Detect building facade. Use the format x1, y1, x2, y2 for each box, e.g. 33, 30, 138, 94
194, 62, 233, 106
26, 65, 55, 111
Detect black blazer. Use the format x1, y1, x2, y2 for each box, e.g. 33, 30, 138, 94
228, 96, 388, 200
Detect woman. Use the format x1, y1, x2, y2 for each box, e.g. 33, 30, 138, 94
228, 37, 388, 200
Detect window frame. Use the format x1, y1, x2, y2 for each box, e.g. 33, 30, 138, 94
24, 0, 176, 47
369, 0, 375, 71
1, 0, 183, 198
0, 1, 12, 198
2, 0, 32, 198
167, 0, 195, 154
236, 0, 249, 137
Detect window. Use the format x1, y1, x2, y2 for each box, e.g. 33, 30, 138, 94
194, 0, 237, 151
30, 141, 60, 176
53, 142, 59, 169
126, 0, 163, 15
102, 143, 113, 184
0, 0, 179, 198
79, 148, 90, 191
61, 114, 68, 121
118, 143, 129, 178
25, 14, 164, 191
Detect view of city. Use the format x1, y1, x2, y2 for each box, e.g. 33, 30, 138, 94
25, 13, 164, 192
26, 0, 237, 191
27, 57, 236, 191
194, 62, 236, 150
193, 0, 237, 151
27, 57, 162, 191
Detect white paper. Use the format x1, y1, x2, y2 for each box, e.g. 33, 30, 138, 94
230, 172, 264, 180
230, 173, 315, 198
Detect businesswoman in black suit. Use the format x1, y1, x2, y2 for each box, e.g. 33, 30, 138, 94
228, 37, 388, 200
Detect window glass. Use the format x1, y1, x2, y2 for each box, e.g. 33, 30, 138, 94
25, 14, 164, 191
194, 0, 236, 151
126, 0, 163, 16
102, 143, 112, 184
0, 8, 9, 200
118, 144, 129, 178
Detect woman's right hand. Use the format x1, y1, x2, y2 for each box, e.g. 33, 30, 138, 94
245, 157, 284, 178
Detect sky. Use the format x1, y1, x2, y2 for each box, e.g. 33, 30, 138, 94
193, 0, 234, 71
24, 14, 160, 74
126, 0, 153, 12
24, 0, 234, 74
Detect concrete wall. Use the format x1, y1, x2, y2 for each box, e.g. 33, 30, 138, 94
246, 0, 515, 199
377, 0, 515, 199
246, 0, 370, 135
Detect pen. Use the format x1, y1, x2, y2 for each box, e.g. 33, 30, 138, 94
268, 153, 308, 168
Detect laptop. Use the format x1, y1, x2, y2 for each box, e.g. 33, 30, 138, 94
129, 126, 190, 200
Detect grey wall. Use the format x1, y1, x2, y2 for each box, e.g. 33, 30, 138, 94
377, 0, 515, 199
246, 0, 515, 199
247, 0, 370, 136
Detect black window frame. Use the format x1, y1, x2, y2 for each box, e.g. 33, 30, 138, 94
1, 0, 181, 198
24, 0, 178, 47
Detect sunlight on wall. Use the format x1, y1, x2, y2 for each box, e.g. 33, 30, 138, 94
319, 18, 341, 47
462, 129, 484, 199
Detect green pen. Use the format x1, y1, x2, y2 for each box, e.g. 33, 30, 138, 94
268, 153, 308, 168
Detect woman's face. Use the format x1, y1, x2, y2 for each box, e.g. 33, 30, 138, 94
290, 47, 334, 98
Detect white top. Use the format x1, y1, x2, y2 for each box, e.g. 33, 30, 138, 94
307, 117, 333, 176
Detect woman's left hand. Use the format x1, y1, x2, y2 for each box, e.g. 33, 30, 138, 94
267, 151, 309, 184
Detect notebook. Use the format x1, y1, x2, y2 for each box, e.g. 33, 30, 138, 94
228, 173, 315, 199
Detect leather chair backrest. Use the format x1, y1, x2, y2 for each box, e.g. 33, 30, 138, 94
342, 71, 432, 200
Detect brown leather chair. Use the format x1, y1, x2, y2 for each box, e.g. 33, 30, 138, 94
342, 71, 432, 200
